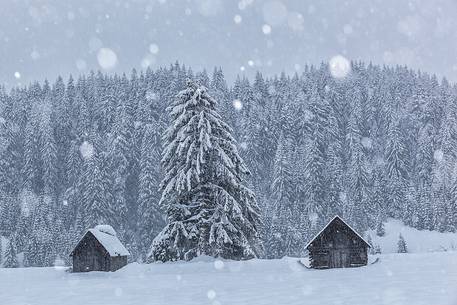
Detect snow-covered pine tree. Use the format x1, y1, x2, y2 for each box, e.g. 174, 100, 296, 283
108, 100, 132, 230
137, 122, 164, 260
22, 90, 42, 194
244, 73, 275, 234
27, 195, 55, 267
0, 233, 2, 266
385, 116, 409, 219
3, 237, 18, 268
302, 87, 330, 229
210, 67, 229, 121
266, 131, 301, 258
80, 139, 113, 228
397, 234, 408, 253
376, 220, 386, 237
149, 80, 262, 262
40, 92, 58, 196
345, 96, 371, 231
195, 70, 210, 88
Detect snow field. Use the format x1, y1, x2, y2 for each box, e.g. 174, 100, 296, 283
367, 219, 457, 253
1, 251, 456, 305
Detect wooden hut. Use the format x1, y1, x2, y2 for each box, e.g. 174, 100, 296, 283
70, 225, 130, 272
305, 215, 370, 269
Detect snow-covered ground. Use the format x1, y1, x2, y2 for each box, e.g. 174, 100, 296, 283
1, 252, 456, 305
2, 220, 457, 304
366, 219, 457, 253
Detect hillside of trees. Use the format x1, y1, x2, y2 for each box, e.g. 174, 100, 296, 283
0, 61, 456, 266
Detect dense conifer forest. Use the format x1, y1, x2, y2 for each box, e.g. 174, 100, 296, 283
0, 61, 456, 265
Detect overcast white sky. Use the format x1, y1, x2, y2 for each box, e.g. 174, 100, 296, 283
2, 0, 457, 87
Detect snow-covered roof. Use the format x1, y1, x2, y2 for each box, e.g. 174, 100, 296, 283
72, 225, 130, 257
305, 215, 371, 249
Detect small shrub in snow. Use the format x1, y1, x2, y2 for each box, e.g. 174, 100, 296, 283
397, 234, 408, 253
374, 244, 382, 254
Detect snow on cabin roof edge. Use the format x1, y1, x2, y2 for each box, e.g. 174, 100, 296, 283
88, 228, 131, 257
305, 215, 371, 249
70, 226, 130, 257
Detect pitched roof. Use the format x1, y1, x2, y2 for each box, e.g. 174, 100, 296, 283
305, 215, 371, 249
71, 225, 130, 257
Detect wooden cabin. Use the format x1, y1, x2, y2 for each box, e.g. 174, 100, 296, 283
70, 225, 130, 272
305, 215, 370, 269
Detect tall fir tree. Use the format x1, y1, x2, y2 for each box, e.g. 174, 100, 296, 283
149, 80, 262, 262
3, 237, 18, 268
137, 123, 164, 260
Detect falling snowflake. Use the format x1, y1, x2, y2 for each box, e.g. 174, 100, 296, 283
247, 60, 254, 67
30, 50, 40, 60
434, 149, 444, 163
232, 99, 243, 111
267, 85, 276, 95
62, 200, 68, 206
141, 54, 156, 68
97, 48, 118, 70
76, 59, 87, 71
207, 290, 217, 300
67, 11, 75, 20
406, 191, 415, 202
303, 109, 315, 121
80, 141, 94, 160
343, 24, 353, 35
238, 0, 254, 10
149, 43, 159, 54
361, 137, 373, 149
146, 90, 158, 101
240, 66, 245, 72
14, 72, 21, 79
339, 191, 347, 202
329, 55, 351, 78
19, 189, 38, 217
234, 14, 242, 24
214, 260, 224, 270
308, 212, 318, 227
262, 24, 272, 35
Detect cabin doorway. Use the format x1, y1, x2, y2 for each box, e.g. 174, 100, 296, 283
329, 250, 348, 268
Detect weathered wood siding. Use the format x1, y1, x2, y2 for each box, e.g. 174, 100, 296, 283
308, 218, 368, 269
110, 255, 128, 272
71, 231, 127, 272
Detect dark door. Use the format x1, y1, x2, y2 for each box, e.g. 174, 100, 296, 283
330, 250, 348, 268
